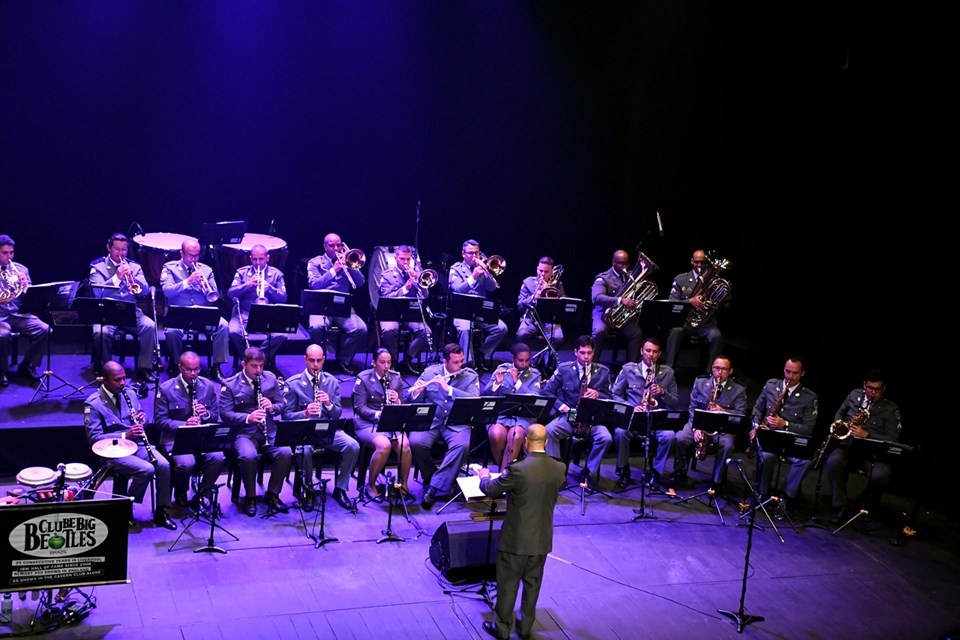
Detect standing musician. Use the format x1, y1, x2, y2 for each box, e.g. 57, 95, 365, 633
482, 342, 544, 472
160, 239, 230, 380
83, 360, 176, 529
0, 234, 50, 386
377, 244, 433, 376
406, 343, 481, 509
612, 337, 681, 490
515, 256, 565, 347
664, 249, 726, 373
220, 346, 291, 517
824, 369, 902, 523
541, 335, 614, 488
155, 351, 225, 511
281, 343, 359, 511
351, 347, 415, 503
447, 239, 507, 372
227, 244, 287, 371
88, 232, 158, 382
591, 250, 643, 365
306, 232, 368, 374
675, 355, 747, 492
749, 357, 818, 509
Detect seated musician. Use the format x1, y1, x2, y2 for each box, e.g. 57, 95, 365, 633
83, 360, 176, 529
406, 343, 480, 509
675, 355, 747, 492
0, 233, 50, 386
612, 337, 681, 490
590, 250, 643, 365
663, 249, 726, 373
227, 244, 287, 371
281, 343, 359, 511
541, 335, 614, 488
447, 239, 507, 372
220, 346, 291, 517
160, 239, 230, 380
377, 244, 433, 376
515, 256, 565, 349
825, 369, 902, 523
482, 342, 544, 471
749, 357, 818, 512
352, 347, 414, 503
155, 351, 226, 512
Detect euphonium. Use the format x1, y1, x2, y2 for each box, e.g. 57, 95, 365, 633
0, 263, 25, 305
813, 397, 872, 470
746, 380, 791, 458
602, 251, 659, 329
120, 258, 142, 295
686, 253, 732, 328
694, 376, 722, 461
535, 264, 564, 299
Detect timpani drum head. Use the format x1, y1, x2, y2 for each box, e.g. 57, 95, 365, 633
133, 232, 198, 285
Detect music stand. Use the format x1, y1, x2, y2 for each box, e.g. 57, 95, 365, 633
832, 439, 915, 535
436, 396, 506, 514
375, 403, 437, 542
375, 296, 427, 323
638, 299, 689, 338
301, 289, 352, 319
529, 297, 585, 372
737, 429, 815, 531
164, 304, 222, 369
247, 303, 302, 369
19, 281, 82, 401
499, 393, 555, 424
274, 419, 341, 547
167, 423, 239, 554
675, 411, 749, 524
68, 296, 138, 396
198, 220, 248, 296
448, 293, 501, 365
627, 410, 686, 517
560, 397, 623, 511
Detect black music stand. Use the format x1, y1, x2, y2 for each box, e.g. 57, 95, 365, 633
247, 303, 302, 369
628, 409, 685, 518
638, 299, 689, 338
529, 297, 584, 374
737, 429, 815, 532
19, 281, 82, 402
198, 220, 248, 296
375, 403, 437, 542
274, 419, 342, 547
832, 439, 915, 535
375, 296, 427, 323
436, 396, 506, 514
301, 289, 352, 319
448, 293, 501, 365
164, 304, 222, 369
167, 423, 239, 554
675, 410, 749, 524
499, 393, 555, 424
69, 296, 138, 396
560, 397, 623, 512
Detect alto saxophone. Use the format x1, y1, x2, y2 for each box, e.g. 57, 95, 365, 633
813, 397, 872, 470
694, 376, 722, 461
746, 381, 791, 458
638, 364, 658, 412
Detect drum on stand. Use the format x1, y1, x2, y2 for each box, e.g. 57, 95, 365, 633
65, 462, 93, 483
217, 233, 289, 285
132, 232, 198, 286
16, 466, 56, 488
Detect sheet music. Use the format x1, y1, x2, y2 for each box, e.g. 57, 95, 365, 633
457, 473, 502, 500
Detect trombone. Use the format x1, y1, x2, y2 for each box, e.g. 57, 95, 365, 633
335, 242, 366, 289
477, 251, 505, 289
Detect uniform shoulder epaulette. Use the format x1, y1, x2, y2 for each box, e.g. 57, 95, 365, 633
89, 257, 106, 267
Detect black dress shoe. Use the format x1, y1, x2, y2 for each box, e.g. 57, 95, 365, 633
136, 368, 158, 383
399, 359, 422, 376
421, 486, 437, 510
265, 492, 289, 513
0, 372, 8, 387
616, 470, 631, 489
332, 488, 353, 510
482, 621, 507, 640
174, 492, 189, 508
242, 497, 257, 517
153, 508, 178, 531
17, 362, 40, 382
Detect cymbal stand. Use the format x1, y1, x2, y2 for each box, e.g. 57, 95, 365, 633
377, 470, 405, 543
168, 482, 237, 553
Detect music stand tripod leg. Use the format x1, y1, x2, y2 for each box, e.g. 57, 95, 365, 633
376, 472, 405, 544
309, 479, 339, 548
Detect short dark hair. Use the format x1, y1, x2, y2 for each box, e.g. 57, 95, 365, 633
642, 336, 662, 349
462, 239, 480, 251
574, 335, 594, 350
865, 369, 885, 385
443, 343, 464, 360
107, 232, 129, 247
242, 347, 266, 363
512, 342, 531, 357
0, 234, 14, 248
538, 256, 554, 266
396, 245, 414, 255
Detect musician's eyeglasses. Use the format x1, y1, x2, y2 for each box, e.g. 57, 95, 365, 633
712, 366, 731, 372
180, 366, 202, 373
463, 250, 480, 256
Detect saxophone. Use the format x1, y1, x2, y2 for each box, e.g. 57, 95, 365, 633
638, 364, 658, 412
694, 376, 722, 461
813, 396, 872, 470
746, 381, 791, 458
602, 251, 660, 329
570, 364, 593, 437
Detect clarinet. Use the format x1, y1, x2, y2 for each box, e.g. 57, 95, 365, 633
121, 388, 157, 465
254, 375, 270, 445
189, 380, 200, 418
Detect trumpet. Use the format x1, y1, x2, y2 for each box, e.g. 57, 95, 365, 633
477, 252, 505, 288
188, 265, 219, 303
119, 258, 142, 295
335, 242, 366, 289
252, 265, 268, 305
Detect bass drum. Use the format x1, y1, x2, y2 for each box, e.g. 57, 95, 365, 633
133, 232, 198, 285
217, 233, 289, 285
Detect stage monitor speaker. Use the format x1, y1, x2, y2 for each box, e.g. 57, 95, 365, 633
429, 519, 502, 583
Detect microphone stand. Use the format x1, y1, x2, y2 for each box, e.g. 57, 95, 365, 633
150, 287, 163, 400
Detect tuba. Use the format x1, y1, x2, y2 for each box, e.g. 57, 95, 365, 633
602, 251, 659, 329
813, 397, 871, 470
0, 263, 25, 305
686, 252, 731, 328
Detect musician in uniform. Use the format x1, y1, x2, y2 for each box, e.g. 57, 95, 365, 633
83, 360, 176, 529
591, 249, 643, 365
306, 233, 368, 374
749, 357, 818, 510
281, 343, 359, 511
541, 335, 614, 488
825, 369, 901, 522
448, 239, 507, 372
377, 244, 433, 376
155, 351, 225, 511
515, 256, 564, 347
483, 342, 544, 472
88, 232, 158, 382
663, 249, 725, 373
406, 343, 481, 509
675, 355, 747, 491
612, 337, 681, 490
227, 244, 287, 371
160, 239, 229, 380
352, 347, 414, 503
0, 234, 50, 386
220, 346, 292, 517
